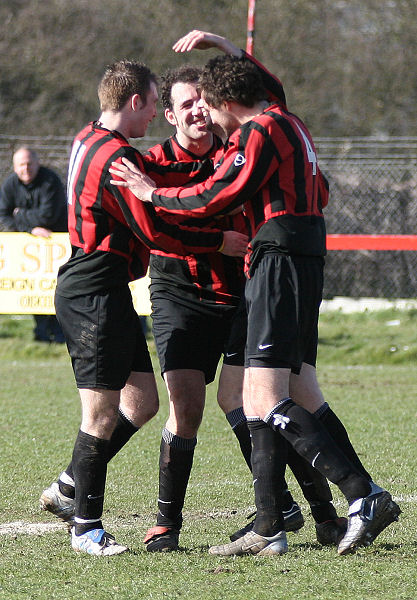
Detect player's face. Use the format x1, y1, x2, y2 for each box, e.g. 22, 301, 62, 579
13, 149, 40, 185
166, 82, 211, 142
134, 82, 158, 138
199, 93, 239, 139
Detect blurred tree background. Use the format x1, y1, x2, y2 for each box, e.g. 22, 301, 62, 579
1, 0, 416, 139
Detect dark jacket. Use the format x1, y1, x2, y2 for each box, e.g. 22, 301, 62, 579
0, 166, 68, 232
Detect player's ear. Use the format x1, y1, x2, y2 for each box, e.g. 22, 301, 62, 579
131, 94, 143, 111
164, 107, 177, 126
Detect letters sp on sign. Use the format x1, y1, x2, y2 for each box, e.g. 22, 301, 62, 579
0, 233, 151, 315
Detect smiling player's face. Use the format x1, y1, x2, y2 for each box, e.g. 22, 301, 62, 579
166, 81, 211, 143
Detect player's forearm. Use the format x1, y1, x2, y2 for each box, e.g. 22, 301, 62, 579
213, 34, 242, 57
172, 30, 243, 57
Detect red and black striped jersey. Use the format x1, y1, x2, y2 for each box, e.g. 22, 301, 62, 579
57, 122, 224, 297
242, 50, 287, 110
150, 105, 328, 275
144, 135, 247, 306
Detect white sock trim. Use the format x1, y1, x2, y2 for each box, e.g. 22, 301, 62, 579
60, 471, 75, 486
348, 498, 363, 515
74, 517, 102, 524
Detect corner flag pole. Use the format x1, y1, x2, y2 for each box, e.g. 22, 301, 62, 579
246, 0, 256, 55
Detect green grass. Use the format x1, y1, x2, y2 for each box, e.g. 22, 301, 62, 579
318, 308, 417, 365
0, 311, 416, 600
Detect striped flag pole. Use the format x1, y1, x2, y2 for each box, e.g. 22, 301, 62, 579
246, 0, 256, 55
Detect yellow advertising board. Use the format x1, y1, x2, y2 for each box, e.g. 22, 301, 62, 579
0, 232, 151, 315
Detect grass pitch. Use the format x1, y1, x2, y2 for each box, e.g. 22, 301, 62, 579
0, 310, 415, 600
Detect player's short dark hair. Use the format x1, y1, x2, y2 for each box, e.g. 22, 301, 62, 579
98, 60, 157, 111
199, 54, 267, 108
160, 65, 203, 110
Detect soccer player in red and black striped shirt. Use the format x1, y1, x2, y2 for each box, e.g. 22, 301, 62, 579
40, 58, 248, 557
112, 32, 400, 556
140, 43, 346, 554
142, 65, 252, 552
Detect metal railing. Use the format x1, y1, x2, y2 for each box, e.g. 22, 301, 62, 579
1, 135, 416, 298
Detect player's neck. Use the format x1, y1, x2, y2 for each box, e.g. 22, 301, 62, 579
98, 111, 129, 139
236, 100, 269, 126
176, 130, 214, 157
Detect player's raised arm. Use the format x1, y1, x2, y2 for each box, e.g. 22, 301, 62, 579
172, 30, 242, 57
172, 30, 286, 108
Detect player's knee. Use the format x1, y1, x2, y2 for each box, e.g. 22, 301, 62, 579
142, 396, 159, 424
217, 392, 242, 414
166, 406, 202, 437
81, 403, 119, 438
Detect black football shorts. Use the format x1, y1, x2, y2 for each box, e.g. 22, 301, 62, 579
55, 286, 152, 390
244, 253, 324, 373
150, 292, 240, 384
223, 295, 246, 367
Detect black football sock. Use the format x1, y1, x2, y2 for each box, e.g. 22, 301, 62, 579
315, 402, 372, 481
247, 418, 286, 536
155, 428, 196, 531
286, 443, 338, 522
227, 409, 295, 513
71, 430, 109, 536
60, 408, 139, 497
226, 407, 252, 471
264, 398, 371, 505
281, 483, 297, 512
106, 408, 139, 461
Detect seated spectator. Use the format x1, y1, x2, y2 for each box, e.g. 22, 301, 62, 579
0, 146, 68, 342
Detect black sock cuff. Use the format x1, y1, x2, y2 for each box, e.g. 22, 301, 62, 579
314, 402, 329, 419
263, 398, 293, 423
162, 428, 197, 451
77, 430, 109, 452
246, 415, 261, 423
118, 408, 139, 435
226, 407, 246, 429
247, 417, 269, 432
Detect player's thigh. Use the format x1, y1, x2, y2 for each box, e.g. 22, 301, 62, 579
217, 364, 244, 413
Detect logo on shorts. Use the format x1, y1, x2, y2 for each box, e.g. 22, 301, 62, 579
234, 153, 246, 167
225, 352, 238, 358
258, 343, 273, 350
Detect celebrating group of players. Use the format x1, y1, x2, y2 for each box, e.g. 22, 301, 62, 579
39, 30, 400, 557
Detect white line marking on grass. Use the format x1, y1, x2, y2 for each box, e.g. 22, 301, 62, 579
0, 521, 66, 535
1, 493, 414, 537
